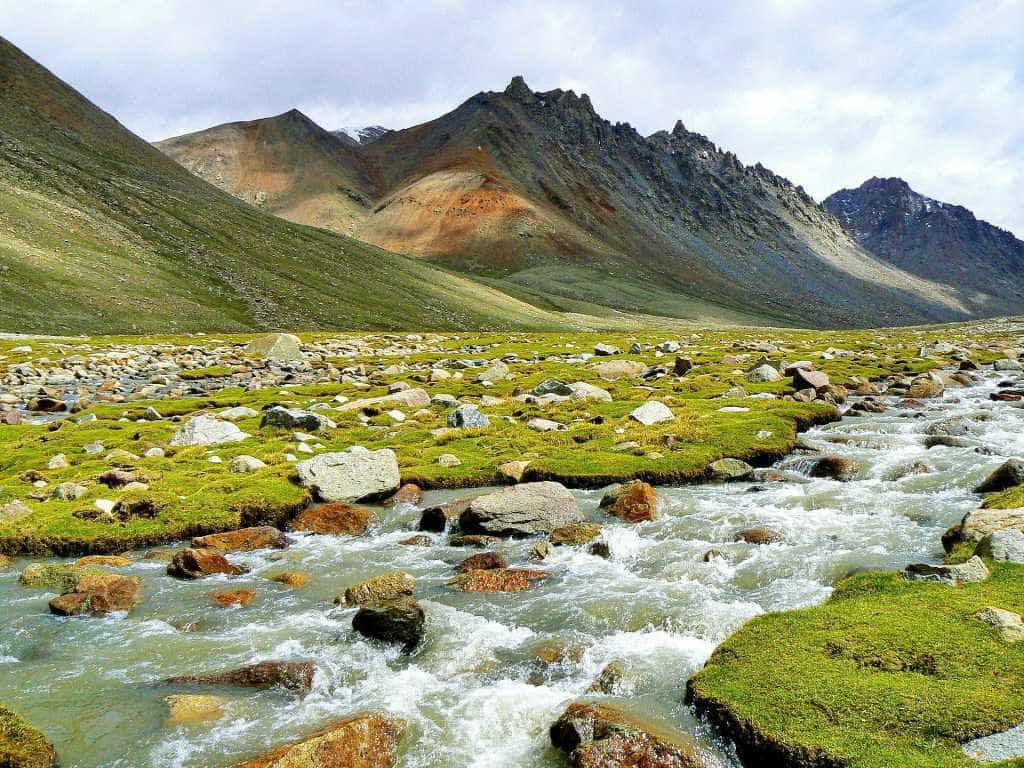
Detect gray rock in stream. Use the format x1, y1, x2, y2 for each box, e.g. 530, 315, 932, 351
460, 482, 585, 537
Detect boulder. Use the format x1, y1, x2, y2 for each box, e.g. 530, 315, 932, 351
747, 364, 782, 383
953, 508, 1024, 547
568, 382, 612, 403
447, 405, 490, 429
0, 500, 32, 526
454, 551, 508, 572
260, 406, 335, 431
244, 333, 303, 362
449, 568, 550, 593
219, 406, 259, 421
793, 369, 829, 390
192, 526, 288, 552
19, 563, 107, 592
460, 482, 585, 536
550, 702, 704, 768
0, 704, 57, 768
974, 607, 1024, 642
229, 455, 267, 474
629, 401, 674, 426
164, 694, 225, 726
906, 373, 945, 399
48, 573, 144, 616
975, 529, 1024, 562
418, 498, 472, 532
168, 415, 248, 447
167, 548, 246, 579
288, 503, 372, 535
497, 460, 531, 482
339, 572, 416, 607
809, 456, 861, 481
165, 660, 315, 693
708, 458, 754, 482
386, 483, 423, 506
232, 712, 403, 768
904, 555, 989, 585
591, 360, 646, 381
335, 389, 431, 413
296, 449, 400, 502
272, 571, 310, 588
550, 522, 603, 546
352, 596, 425, 653
976, 460, 1024, 494
600, 481, 657, 522
478, 361, 509, 383
74, 555, 131, 568
527, 417, 565, 432
593, 343, 621, 356
533, 379, 574, 396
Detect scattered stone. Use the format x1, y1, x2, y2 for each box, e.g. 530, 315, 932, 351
272, 571, 309, 588
48, 573, 144, 616
399, 534, 432, 547
534, 379, 573, 396
168, 415, 248, 447
809, 455, 861, 481
436, 453, 461, 467
593, 343, 621, 356
211, 588, 255, 607
478, 361, 510, 383
51, 482, 86, 501
550, 522, 603, 546
793, 368, 829, 390
568, 382, 613, 402
906, 373, 945, 399
709, 458, 755, 481
527, 417, 565, 432
352, 595, 425, 653
591, 360, 646, 380
497, 460, 531, 482
219, 406, 259, 421
0, 703, 57, 768
165, 660, 315, 693
904, 555, 989, 585
974, 607, 1024, 642
19, 563, 107, 592
629, 401, 674, 426
166, 548, 246, 579
288, 503, 372, 535
296, 448, 400, 502
449, 567, 550, 593
747, 364, 782, 383
589, 660, 628, 694
386, 483, 423, 506
975, 529, 1024, 563
339, 571, 416, 607
447, 405, 490, 429
976, 460, 1024, 494
734, 527, 783, 545
460, 482, 585, 537
229, 455, 267, 474
47, 454, 67, 470
951, 508, 1024, 548
232, 712, 403, 768
529, 540, 551, 562
600, 480, 657, 522
192, 526, 288, 552
260, 406, 335, 431
0, 500, 32, 525
244, 333, 303, 362
454, 551, 508, 572
74, 555, 131, 568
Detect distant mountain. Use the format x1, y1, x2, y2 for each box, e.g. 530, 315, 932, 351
824, 178, 1024, 317
0, 37, 561, 334
158, 76, 972, 327
332, 125, 393, 146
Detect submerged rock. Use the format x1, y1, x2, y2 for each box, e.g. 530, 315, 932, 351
734, 527, 783, 545
166, 548, 246, 579
48, 573, 144, 616
550, 523, 603, 547
460, 482, 584, 537
809, 455, 861, 481
449, 568, 550, 593
454, 551, 508, 572
288, 503, 372, 535
165, 660, 315, 693
339, 572, 416, 607
232, 712, 403, 768
550, 701, 704, 768
164, 694, 225, 726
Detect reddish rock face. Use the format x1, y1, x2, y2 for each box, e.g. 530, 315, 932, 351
733, 527, 783, 545
232, 712, 404, 768
287, 503, 372, 535
605, 481, 657, 523
48, 573, 144, 616
387, 483, 423, 506
167, 548, 246, 579
449, 568, 549, 593
192, 526, 288, 552
212, 588, 256, 607
454, 551, 508, 573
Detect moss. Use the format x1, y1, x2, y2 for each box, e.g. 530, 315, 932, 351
176, 365, 237, 380
0, 704, 57, 768
687, 566, 1024, 768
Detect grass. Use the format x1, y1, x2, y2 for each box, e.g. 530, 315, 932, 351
687, 566, 1024, 768
1, 321, 1017, 555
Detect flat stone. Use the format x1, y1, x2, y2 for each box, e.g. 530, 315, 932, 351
191, 526, 288, 552
168, 415, 249, 447
629, 401, 674, 426
460, 482, 585, 537
904, 555, 989, 585
232, 713, 403, 768
288, 503, 371, 535
296, 448, 400, 502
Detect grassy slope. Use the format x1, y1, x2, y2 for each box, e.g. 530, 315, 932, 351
0, 36, 574, 335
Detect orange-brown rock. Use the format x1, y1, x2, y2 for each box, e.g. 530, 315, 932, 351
167, 548, 246, 579
74, 555, 132, 567
449, 568, 549, 593
272, 571, 309, 588
454, 551, 508, 573
48, 573, 144, 616
287, 503, 371, 535
165, 660, 315, 693
601, 480, 657, 522
212, 588, 256, 607
232, 712, 403, 768
387, 483, 423, 506
192, 526, 288, 552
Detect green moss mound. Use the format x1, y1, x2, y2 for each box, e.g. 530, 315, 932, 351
687, 566, 1024, 768
0, 705, 57, 768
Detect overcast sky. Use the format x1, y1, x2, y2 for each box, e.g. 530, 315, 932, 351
3, 0, 1022, 235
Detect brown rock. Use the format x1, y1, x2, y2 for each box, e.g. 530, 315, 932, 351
454, 551, 508, 572
0, 553, 13, 571
288, 503, 372, 535
232, 712, 403, 768
165, 660, 315, 693
449, 568, 550, 593
351, 596, 425, 653
418, 498, 473, 532
339, 571, 415, 607
48, 573, 144, 616
448, 534, 501, 548
386, 483, 423, 506
550, 523, 603, 546
272, 571, 309, 588
809, 455, 861, 481
212, 588, 256, 607
602, 480, 657, 523
97, 469, 137, 488
74, 555, 131, 568
793, 368, 829, 390
733, 528, 783, 545
550, 701, 704, 768
399, 534, 432, 547
167, 548, 246, 579
165, 694, 225, 726
192, 526, 288, 552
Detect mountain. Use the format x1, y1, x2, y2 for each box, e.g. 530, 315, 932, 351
824, 177, 1024, 317
332, 125, 392, 146
0, 37, 566, 334
158, 76, 971, 328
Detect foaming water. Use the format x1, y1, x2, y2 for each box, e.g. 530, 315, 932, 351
1, 371, 1022, 766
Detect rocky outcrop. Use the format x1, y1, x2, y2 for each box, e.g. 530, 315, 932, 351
165, 660, 315, 693
232, 712, 403, 768
459, 482, 584, 537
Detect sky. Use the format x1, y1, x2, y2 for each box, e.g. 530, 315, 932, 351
3, 0, 1022, 236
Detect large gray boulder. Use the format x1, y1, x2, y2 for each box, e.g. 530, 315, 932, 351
169, 415, 249, 447
957, 508, 1024, 544
245, 333, 303, 362
904, 555, 989, 585
747, 364, 782, 383
296, 448, 400, 502
448, 405, 490, 429
460, 482, 585, 537
976, 460, 1024, 494
976, 529, 1024, 563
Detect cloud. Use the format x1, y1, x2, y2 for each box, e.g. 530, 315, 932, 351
2, 0, 1021, 235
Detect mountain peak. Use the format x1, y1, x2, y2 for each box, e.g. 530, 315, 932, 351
504, 75, 534, 101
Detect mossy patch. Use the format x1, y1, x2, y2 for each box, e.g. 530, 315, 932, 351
687, 566, 1024, 768
0, 704, 57, 768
